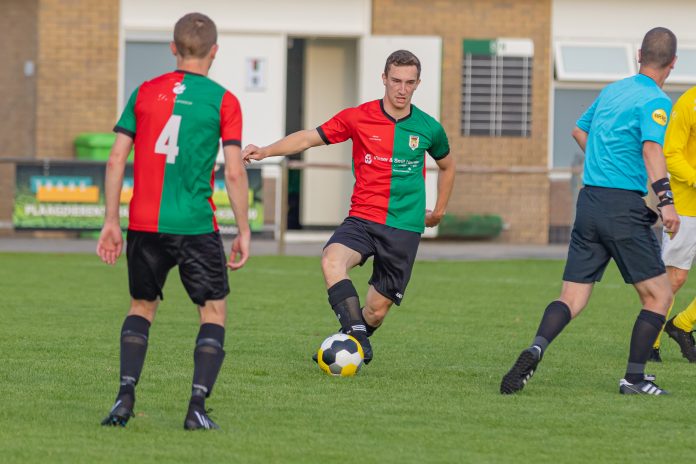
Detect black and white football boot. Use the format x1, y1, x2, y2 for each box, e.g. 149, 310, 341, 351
101, 395, 134, 427
619, 377, 668, 395
500, 346, 542, 395
184, 406, 220, 431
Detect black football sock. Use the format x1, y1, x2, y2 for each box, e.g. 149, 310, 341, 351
531, 300, 572, 356
190, 323, 226, 409
118, 315, 151, 407
327, 279, 367, 339
625, 310, 665, 384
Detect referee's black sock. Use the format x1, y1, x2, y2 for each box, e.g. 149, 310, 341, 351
118, 315, 151, 405
625, 310, 665, 384
190, 323, 226, 409
531, 300, 572, 356
328, 279, 367, 338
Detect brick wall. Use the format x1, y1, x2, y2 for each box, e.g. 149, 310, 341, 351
372, 0, 552, 243
35, 0, 119, 159
0, 0, 38, 159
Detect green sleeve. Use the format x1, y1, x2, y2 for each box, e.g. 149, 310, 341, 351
114, 87, 139, 138
429, 122, 450, 160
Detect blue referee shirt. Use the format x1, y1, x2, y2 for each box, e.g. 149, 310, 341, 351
576, 74, 672, 195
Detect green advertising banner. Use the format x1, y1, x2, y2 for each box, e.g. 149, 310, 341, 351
13, 161, 264, 233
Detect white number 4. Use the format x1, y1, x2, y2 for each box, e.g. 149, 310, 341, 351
155, 115, 181, 164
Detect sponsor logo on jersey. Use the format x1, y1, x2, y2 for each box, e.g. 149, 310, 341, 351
364, 153, 373, 164
652, 109, 667, 126
409, 135, 419, 150
173, 82, 187, 95
369, 135, 382, 142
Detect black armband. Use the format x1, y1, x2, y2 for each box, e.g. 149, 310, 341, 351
652, 177, 671, 195
657, 190, 675, 208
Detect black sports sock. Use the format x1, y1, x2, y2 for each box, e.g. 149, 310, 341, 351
625, 310, 665, 384
328, 279, 367, 338
531, 300, 572, 355
118, 315, 151, 402
191, 323, 226, 408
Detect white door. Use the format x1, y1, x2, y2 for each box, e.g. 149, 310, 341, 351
359, 36, 443, 237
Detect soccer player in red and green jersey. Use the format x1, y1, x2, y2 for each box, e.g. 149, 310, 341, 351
97, 13, 250, 430
243, 50, 456, 364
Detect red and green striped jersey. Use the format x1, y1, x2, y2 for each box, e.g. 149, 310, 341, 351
318, 100, 449, 233
114, 70, 242, 234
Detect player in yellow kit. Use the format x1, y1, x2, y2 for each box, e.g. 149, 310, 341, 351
653, 86, 696, 362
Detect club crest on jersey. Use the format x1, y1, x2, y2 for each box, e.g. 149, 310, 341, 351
364, 153, 373, 164
409, 135, 419, 150
173, 82, 186, 95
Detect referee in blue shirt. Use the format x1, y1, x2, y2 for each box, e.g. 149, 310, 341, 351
501, 27, 680, 396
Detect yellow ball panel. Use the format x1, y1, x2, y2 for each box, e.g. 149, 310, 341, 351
341, 363, 359, 377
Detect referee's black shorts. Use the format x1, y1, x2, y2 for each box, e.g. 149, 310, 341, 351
324, 216, 421, 305
126, 230, 230, 306
563, 186, 665, 284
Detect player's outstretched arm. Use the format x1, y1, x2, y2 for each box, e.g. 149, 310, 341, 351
426, 155, 456, 227
223, 145, 251, 270
242, 129, 325, 163
97, 133, 133, 265
644, 141, 680, 237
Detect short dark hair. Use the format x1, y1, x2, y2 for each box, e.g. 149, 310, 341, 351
173, 13, 217, 59
384, 50, 421, 78
640, 27, 677, 68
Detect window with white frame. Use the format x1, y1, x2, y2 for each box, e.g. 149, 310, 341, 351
461, 38, 533, 137
663, 46, 696, 84
555, 42, 635, 82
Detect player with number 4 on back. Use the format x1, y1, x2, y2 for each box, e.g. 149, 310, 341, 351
97, 12, 250, 430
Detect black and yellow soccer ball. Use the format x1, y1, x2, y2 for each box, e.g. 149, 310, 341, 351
317, 333, 365, 376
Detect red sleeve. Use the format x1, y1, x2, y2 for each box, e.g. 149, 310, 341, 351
317, 107, 354, 145
220, 91, 242, 147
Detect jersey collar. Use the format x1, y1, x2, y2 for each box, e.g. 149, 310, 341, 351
636, 73, 659, 87
380, 99, 412, 123
175, 69, 205, 77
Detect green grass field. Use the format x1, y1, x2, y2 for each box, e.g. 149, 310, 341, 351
2, 252, 696, 463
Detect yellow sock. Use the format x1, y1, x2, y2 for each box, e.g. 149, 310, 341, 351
653, 300, 675, 349
674, 297, 696, 332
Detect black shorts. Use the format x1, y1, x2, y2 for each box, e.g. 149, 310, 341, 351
563, 186, 665, 284
126, 230, 230, 306
324, 216, 421, 305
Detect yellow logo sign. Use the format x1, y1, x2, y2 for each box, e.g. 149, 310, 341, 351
652, 109, 667, 126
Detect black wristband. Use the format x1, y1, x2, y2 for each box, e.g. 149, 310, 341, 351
652, 177, 671, 195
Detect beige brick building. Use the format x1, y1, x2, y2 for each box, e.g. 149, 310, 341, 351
373, 0, 552, 243
0, 0, 555, 243
0, 0, 119, 233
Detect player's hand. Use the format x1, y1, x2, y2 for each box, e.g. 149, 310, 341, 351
425, 209, 444, 228
242, 144, 267, 165
227, 229, 250, 270
96, 221, 123, 265
659, 204, 680, 238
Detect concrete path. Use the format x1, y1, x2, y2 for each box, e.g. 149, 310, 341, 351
0, 233, 568, 261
